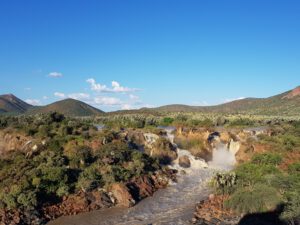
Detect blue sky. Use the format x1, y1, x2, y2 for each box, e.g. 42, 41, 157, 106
0, 0, 299, 111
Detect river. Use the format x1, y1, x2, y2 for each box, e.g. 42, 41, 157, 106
49, 127, 235, 225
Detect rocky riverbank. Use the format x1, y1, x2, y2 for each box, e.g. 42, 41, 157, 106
0, 168, 177, 225
192, 195, 241, 225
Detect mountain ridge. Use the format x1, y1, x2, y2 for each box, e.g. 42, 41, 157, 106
0, 94, 33, 114
1, 86, 300, 116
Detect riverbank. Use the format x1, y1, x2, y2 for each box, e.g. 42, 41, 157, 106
48, 127, 237, 225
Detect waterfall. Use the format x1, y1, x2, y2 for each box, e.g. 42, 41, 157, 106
164, 127, 235, 172
208, 143, 236, 170
50, 127, 237, 225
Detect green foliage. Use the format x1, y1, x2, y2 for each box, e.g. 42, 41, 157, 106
211, 172, 237, 194
161, 117, 174, 126
228, 118, 255, 127
67, 146, 93, 169
224, 184, 282, 214
76, 164, 103, 191
16, 191, 37, 209
288, 162, 300, 173
221, 150, 300, 223
94, 141, 159, 184
252, 153, 282, 166
280, 191, 300, 223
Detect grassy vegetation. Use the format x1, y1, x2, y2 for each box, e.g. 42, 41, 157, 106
211, 122, 300, 224
97, 112, 300, 130
0, 113, 160, 215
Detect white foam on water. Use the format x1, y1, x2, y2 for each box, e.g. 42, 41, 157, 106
49, 127, 236, 225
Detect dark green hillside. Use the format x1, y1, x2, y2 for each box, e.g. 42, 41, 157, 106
0, 94, 33, 114
28, 98, 104, 117
151, 86, 300, 116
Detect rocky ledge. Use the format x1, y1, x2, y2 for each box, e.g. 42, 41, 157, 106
0, 169, 177, 225
192, 195, 241, 225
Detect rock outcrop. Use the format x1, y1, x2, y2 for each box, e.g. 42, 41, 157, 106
110, 183, 135, 207
43, 191, 114, 220
179, 155, 191, 168
192, 195, 241, 225
0, 130, 33, 157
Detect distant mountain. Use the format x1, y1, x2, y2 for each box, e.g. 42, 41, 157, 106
153, 86, 300, 116
1, 86, 300, 117
0, 94, 33, 114
28, 98, 104, 117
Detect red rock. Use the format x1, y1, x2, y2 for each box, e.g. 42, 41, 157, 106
110, 183, 135, 207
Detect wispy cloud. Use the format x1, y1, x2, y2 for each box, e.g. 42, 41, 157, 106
223, 97, 245, 103
25, 99, 41, 105
54, 92, 91, 101
24, 87, 31, 91
129, 94, 139, 100
49, 72, 63, 78
86, 78, 139, 93
93, 96, 122, 105
68, 93, 90, 100
54, 92, 66, 98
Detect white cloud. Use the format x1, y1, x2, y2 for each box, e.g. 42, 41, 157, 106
24, 87, 31, 91
43, 96, 48, 100
93, 96, 122, 105
86, 78, 108, 92
223, 97, 245, 103
25, 99, 41, 105
54, 92, 66, 98
68, 93, 90, 100
121, 104, 133, 110
129, 94, 139, 100
86, 78, 138, 93
49, 72, 63, 77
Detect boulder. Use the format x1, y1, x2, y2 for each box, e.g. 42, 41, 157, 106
110, 183, 135, 207
179, 155, 191, 168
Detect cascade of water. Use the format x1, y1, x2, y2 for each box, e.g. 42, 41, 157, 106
208, 143, 236, 170
49, 127, 236, 225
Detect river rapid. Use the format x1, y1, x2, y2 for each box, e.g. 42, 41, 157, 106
49, 127, 235, 225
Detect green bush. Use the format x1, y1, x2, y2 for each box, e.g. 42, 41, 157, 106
225, 184, 282, 214
67, 146, 93, 169
228, 118, 255, 127
235, 162, 281, 186
161, 117, 174, 126
288, 162, 300, 173
16, 191, 37, 209
76, 165, 103, 191
281, 191, 300, 223
252, 153, 282, 166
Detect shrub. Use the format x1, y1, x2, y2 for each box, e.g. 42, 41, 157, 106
211, 172, 237, 195
161, 117, 174, 126
281, 191, 300, 223
235, 162, 281, 186
76, 165, 103, 191
225, 184, 282, 214
288, 163, 300, 173
16, 191, 37, 210
252, 153, 282, 166
229, 118, 255, 127
281, 135, 298, 151
67, 146, 93, 169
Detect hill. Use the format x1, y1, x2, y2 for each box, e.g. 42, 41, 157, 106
0, 94, 33, 114
28, 98, 104, 117
135, 86, 300, 116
